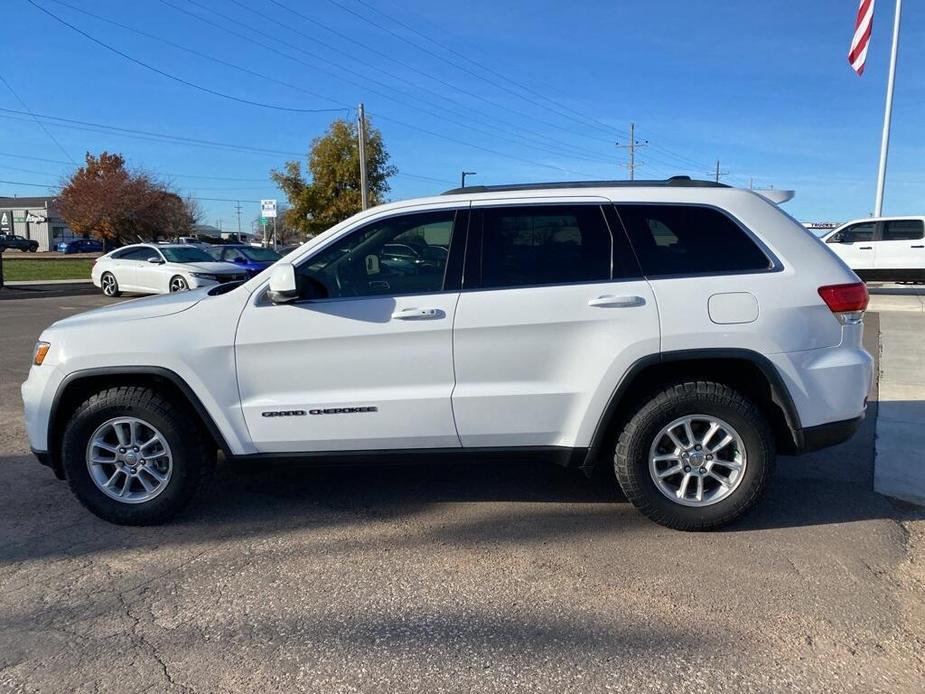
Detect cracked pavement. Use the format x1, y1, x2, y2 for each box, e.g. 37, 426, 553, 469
1, 295, 923, 693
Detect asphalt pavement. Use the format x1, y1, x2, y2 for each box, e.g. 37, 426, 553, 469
1, 295, 923, 693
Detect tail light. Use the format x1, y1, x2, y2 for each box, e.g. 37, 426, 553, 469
818, 282, 868, 324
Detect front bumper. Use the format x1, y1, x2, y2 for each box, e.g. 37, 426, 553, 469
31, 447, 65, 479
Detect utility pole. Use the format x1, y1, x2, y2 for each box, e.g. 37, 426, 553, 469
712, 160, 729, 183
234, 201, 242, 239
461, 171, 477, 188
874, 0, 903, 216
357, 103, 369, 210
615, 122, 647, 181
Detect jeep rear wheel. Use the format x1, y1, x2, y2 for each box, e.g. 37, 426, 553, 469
61, 386, 214, 525
614, 381, 774, 531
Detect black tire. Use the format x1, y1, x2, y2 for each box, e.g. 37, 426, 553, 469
614, 381, 774, 531
169, 275, 189, 292
61, 386, 214, 525
100, 272, 122, 297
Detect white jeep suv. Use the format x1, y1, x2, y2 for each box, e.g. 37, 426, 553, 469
22, 179, 873, 530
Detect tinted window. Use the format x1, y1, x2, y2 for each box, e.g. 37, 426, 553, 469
617, 205, 771, 276
241, 246, 280, 261
295, 210, 456, 300
881, 219, 924, 241
223, 248, 247, 262
160, 247, 215, 263
832, 222, 875, 244
478, 205, 612, 288
116, 247, 158, 261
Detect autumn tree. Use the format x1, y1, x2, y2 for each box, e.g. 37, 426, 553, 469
271, 117, 397, 237
58, 152, 197, 244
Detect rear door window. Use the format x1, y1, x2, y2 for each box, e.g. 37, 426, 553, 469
881, 219, 924, 241
616, 205, 772, 277
474, 205, 618, 289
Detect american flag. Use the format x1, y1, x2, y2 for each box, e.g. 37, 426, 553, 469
849, 0, 875, 75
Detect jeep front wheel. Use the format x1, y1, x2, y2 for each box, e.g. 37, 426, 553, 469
61, 386, 214, 525
614, 381, 774, 531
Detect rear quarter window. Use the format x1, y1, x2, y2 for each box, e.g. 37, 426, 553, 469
616, 204, 772, 277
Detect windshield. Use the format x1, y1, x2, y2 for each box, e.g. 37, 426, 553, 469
160, 247, 216, 263
240, 246, 280, 261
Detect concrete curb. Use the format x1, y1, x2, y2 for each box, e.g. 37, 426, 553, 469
874, 311, 925, 507
4, 279, 94, 286
868, 294, 925, 313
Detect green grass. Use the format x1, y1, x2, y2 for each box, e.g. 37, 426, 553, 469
1, 258, 95, 281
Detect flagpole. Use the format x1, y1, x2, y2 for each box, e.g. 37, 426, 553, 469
874, 0, 902, 216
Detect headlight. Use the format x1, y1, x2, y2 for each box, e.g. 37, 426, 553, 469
190, 273, 218, 281
33, 341, 50, 366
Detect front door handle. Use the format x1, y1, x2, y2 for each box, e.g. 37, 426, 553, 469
858, 246, 873, 250
588, 295, 646, 308
911, 245, 924, 249
391, 307, 442, 320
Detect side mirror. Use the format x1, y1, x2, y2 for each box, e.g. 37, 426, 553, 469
147, 257, 164, 264
233, 257, 247, 264
267, 263, 298, 303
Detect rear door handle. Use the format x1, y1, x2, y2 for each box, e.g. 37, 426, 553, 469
911, 245, 924, 249
858, 246, 873, 250
588, 295, 646, 308
391, 307, 442, 320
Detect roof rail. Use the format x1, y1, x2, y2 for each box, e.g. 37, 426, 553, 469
441, 176, 730, 195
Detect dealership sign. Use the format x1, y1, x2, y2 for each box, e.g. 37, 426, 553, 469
260, 199, 277, 218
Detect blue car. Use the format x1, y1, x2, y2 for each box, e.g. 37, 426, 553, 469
57, 238, 104, 254
207, 244, 281, 277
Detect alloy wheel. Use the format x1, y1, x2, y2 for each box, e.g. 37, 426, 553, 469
648, 414, 747, 507
101, 274, 117, 296
85, 417, 173, 504
169, 276, 189, 292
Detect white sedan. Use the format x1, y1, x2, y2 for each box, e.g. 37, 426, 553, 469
91, 244, 249, 296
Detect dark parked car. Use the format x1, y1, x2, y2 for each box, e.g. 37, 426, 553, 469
0, 234, 39, 252
56, 238, 104, 254
207, 244, 281, 277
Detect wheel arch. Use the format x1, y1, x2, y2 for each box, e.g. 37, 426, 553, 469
582, 349, 803, 475
47, 367, 232, 479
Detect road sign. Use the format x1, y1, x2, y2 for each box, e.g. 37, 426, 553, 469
259, 217, 269, 227
260, 199, 277, 218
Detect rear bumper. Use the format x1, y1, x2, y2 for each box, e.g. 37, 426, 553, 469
797, 414, 864, 454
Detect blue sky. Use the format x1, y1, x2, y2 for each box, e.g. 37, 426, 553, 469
1, 0, 922, 229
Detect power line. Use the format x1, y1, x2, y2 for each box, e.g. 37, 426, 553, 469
0, 69, 76, 165
337, 1, 746, 178
165, 0, 614, 165
323, 0, 618, 140
266, 0, 619, 147
0, 144, 455, 187
229, 0, 615, 162
346, 0, 619, 138
25, 0, 348, 114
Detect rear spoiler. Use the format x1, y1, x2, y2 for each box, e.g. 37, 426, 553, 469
753, 189, 795, 205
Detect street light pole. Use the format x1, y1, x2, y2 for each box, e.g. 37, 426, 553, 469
461, 171, 477, 188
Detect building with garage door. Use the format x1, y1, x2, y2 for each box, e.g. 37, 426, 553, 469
0, 196, 74, 251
